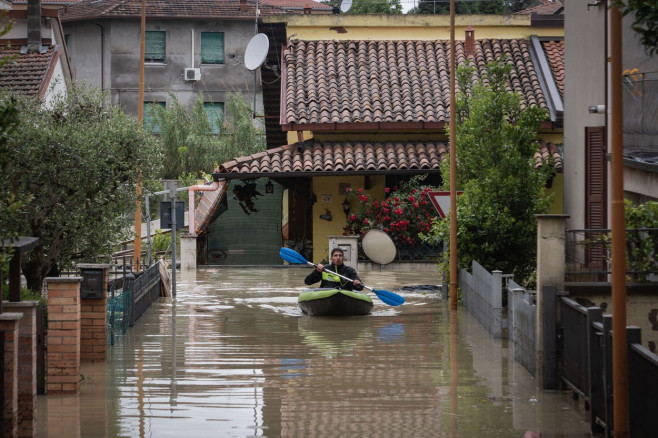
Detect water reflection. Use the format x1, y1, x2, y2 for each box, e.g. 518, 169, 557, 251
38, 267, 590, 437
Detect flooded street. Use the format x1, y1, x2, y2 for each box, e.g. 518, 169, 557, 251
38, 267, 591, 437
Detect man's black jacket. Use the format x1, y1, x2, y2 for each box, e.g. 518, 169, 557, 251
304, 263, 364, 291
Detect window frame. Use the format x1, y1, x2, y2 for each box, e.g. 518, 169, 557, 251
203, 102, 225, 134
143, 101, 166, 133
145, 31, 166, 63
200, 32, 225, 65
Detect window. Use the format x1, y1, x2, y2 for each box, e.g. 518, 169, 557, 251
65, 34, 71, 51
204, 102, 224, 134
145, 31, 166, 63
201, 32, 224, 64
143, 101, 166, 133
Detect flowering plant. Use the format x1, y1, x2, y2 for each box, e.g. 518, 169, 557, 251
343, 176, 438, 248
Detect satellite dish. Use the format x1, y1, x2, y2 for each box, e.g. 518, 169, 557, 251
244, 33, 269, 71
361, 229, 397, 265
340, 0, 352, 13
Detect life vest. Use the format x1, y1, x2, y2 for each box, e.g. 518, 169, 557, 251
322, 270, 341, 283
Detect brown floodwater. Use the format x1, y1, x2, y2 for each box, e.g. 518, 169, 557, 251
37, 267, 591, 437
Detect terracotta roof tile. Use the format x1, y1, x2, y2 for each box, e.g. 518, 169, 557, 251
194, 181, 229, 234
215, 139, 562, 178
218, 141, 448, 177
61, 0, 294, 21
283, 39, 549, 127
0, 44, 60, 99
541, 40, 564, 100
534, 141, 563, 172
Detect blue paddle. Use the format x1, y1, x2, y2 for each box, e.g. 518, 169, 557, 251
279, 247, 405, 307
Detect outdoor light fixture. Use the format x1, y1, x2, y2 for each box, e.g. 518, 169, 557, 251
342, 198, 351, 218
265, 179, 274, 194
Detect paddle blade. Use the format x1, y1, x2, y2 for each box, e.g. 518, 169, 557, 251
279, 247, 310, 265
372, 289, 405, 306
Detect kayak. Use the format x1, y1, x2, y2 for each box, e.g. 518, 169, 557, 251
298, 288, 373, 316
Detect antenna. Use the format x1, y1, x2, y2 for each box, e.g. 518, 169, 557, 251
244, 33, 269, 71
340, 0, 352, 13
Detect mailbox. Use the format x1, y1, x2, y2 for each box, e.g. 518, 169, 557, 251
80, 268, 105, 299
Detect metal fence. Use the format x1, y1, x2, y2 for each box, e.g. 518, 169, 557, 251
565, 228, 658, 282
559, 297, 658, 437
107, 262, 161, 346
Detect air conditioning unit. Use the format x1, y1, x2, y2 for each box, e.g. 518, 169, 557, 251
184, 68, 201, 81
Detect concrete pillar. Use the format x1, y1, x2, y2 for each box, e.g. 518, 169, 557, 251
78, 264, 111, 362
535, 214, 568, 389
2, 301, 38, 438
45, 277, 82, 394
1, 312, 22, 438
180, 233, 197, 270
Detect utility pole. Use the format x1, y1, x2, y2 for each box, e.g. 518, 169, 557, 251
609, 4, 628, 437
170, 181, 178, 297
134, 0, 146, 272
448, 0, 458, 311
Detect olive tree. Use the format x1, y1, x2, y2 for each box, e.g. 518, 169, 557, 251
0, 84, 162, 291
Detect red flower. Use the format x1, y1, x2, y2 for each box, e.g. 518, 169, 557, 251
384, 187, 390, 193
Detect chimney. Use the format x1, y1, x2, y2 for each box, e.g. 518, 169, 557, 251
27, 0, 42, 53
464, 25, 475, 58
240, 0, 247, 12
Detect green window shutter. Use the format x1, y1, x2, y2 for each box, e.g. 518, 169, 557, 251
201, 32, 224, 64
145, 31, 166, 62
144, 101, 166, 133
204, 102, 224, 134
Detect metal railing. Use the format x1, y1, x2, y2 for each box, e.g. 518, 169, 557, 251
559, 297, 658, 437
107, 261, 161, 346
565, 228, 658, 282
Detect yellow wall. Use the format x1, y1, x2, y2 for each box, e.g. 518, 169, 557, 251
311, 174, 386, 262
266, 14, 563, 41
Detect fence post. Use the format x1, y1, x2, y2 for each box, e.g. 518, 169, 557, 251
1, 301, 38, 436
180, 233, 198, 270
45, 277, 82, 394
0, 312, 22, 438
78, 263, 111, 362
535, 214, 568, 389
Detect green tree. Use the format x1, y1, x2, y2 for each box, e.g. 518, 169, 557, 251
425, 58, 551, 285
409, 0, 507, 15
616, 0, 658, 56
150, 92, 266, 180
0, 14, 23, 269
347, 0, 403, 14
0, 84, 162, 291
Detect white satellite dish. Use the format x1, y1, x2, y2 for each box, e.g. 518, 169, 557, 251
244, 33, 269, 71
340, 0, 352, 13
361, 229, 397, 265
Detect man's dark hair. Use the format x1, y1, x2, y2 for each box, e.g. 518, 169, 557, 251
330, 248, 344, 256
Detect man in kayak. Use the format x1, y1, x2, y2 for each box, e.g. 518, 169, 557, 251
304, 248, 364, 291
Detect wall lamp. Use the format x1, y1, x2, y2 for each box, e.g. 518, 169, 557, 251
265, 179, 274, 194
342, 198, 351, 218
588, 105, 606, 114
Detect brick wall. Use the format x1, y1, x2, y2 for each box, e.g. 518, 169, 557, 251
2, 301, 38, 438
78, 265, 110, 362
1, 313, 22, 438
45, 277, 82, 394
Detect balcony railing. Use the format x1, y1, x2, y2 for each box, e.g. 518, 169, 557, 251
565, 228, 658, 282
